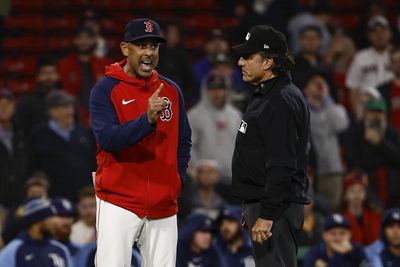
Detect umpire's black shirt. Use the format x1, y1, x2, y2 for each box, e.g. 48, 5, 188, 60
232, 73, 311, 221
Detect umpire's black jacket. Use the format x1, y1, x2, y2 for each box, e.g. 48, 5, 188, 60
232, 73, 311, 221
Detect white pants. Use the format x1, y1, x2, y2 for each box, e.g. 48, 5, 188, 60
95, 196, 177, 267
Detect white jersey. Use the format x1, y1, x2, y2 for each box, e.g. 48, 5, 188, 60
345, 47, 393, 91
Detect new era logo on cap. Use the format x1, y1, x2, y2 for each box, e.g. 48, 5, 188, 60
333, 214, 344, 223
245, 32, 251, 40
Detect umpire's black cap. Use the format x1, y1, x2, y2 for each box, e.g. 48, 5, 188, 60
124, 18, 166, 43
233, 25, 288, 58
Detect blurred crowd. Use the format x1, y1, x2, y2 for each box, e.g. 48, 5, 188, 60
1, 0, 400, 266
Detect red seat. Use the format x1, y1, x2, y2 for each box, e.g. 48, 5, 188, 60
46, 17, 79, 31
46, 36, 73, 51
6, 78, 36, 94
4, 15, 45, 31
0, 57, 37, 76
3, 37, 46, 53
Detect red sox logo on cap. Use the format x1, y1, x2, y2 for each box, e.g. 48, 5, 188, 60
144, 21, 154, 33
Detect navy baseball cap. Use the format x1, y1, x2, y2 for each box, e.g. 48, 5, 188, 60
324, 213, 351, 231
233, 25, 288, 58
124, 18, 166, 43
17, 197, 57, 226
52, 197, 77, 217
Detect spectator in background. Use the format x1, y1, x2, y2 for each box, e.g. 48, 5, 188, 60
291, 26, 339, 101
157, 21, 197, 107
345, 15, 393, 122
58, 26, 112, 123
303, 71, 349, 209
338, 171, 382, 246
80, 9, 110, 58
368, 208, 400, 267
52, 197, 81, 256
344, 97, 400, 207
74, 241, 142, 267
0, 205, 7, 249
0, 88, 30, 208
70, 186, 96, 245
210, 53, 248, 111
303, 213, 368, 267
324, 29, 356, 75
30, 91, 95, 200
378, 46, 400, 131
193, 29, 229, 86
15, 56, 62, 135
186, 160, 225, 221
215, 206, 254, 267
0, 197, 73, 267
188, 73, 241, 181
353, 0, 400, 50
297, 199, 325, 249
1, 174, 50, 245
287, 1, 331, 55
177, 213, 225, 267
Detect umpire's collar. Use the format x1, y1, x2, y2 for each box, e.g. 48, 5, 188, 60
254, 76, 278, 95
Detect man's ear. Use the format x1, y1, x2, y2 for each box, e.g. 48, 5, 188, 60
263, 58, 274, 71
120, 42, 129, 57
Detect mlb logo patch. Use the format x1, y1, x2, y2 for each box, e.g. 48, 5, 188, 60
238, 120, 247, 134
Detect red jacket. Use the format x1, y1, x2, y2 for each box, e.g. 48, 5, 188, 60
58, 53, 112, 96
89, 61, 191, 219
344, 208, 382, 245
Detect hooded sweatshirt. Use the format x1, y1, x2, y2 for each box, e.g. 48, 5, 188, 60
89, 60, 191, 219
188, 74, 241, 180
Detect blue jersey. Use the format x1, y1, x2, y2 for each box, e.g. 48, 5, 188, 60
214, 234, 254, 267
0, 231, 73, 267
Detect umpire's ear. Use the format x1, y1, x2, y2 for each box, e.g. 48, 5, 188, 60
120, 42, 129, 57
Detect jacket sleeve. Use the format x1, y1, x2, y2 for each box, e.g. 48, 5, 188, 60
89, 80, 156, 152
324, 97, 349, 133
177, 87, 192, 184
0, 239, 23, 267
257, 97, 297, 220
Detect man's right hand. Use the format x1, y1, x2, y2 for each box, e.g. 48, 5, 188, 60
147, 83, 167, 124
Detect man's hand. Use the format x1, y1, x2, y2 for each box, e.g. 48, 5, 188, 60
251, 218, 273, 244
330, 240, 353, 254
315, 259, 327, 267
364, 128, 382, 145
147, 83, 167, 124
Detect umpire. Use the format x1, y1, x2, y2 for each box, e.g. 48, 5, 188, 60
231, 25, 311, 266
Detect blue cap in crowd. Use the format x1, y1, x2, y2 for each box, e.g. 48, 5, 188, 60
382, 208, 400, 228
18, 197, 57, 226
52, 197, 77, 217
220, 205, 242, 222
324, 213, 351, 231
124, 18, 166, 43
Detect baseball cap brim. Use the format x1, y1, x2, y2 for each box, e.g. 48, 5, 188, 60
127, 35, 166, 43
232, 43, 258, 58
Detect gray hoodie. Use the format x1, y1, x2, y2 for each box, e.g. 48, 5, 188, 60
188, 75, 242, 182
309, 97, 349, 176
